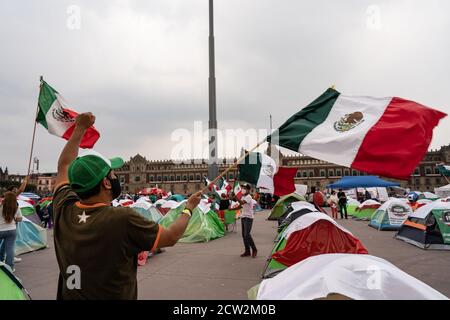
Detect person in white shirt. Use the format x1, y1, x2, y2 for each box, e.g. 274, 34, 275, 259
0, 192, 23, 270
234, 184, 257, 258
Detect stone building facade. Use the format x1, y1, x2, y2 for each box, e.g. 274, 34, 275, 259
116, 145, 450, 196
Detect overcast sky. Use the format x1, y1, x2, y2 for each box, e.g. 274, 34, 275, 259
1, 0, 449, 174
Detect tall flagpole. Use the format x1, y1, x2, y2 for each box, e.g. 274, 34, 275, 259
208, 0, 219, 182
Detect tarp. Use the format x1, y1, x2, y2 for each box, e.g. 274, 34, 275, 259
327, 176, 400, 189
130, 202, 163, 223
352, 200, 381, 220
12, 217, 47, 255
167, 194, 185, 202
0, 262, 30, 300
17, 200, 41, 225
369, 198, 412, 230
159, 204, 225, 243
435, 184, 450, 198
255, 254, 448, 300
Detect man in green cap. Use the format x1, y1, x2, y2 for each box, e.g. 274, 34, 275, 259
52, 113, 201, 300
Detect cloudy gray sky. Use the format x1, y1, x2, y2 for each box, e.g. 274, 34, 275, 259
1, 0, 449, 174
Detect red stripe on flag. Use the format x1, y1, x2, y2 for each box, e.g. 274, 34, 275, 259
273, 167, 298, 196
351, 97, 447, 179
61, 109, 100, 149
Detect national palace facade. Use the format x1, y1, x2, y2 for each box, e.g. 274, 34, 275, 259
114, 144, 450, 195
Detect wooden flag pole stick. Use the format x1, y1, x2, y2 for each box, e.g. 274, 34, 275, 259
26, 77, 43, 176
200, 139, 267, 194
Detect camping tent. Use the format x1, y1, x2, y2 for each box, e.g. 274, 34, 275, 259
252, 254, 448, 300
435, 184, 450, 198
327, 176, 400, 189
14, 217, 48, 255
130, 201, 163, 223
0, 262, 30, 300
422, 192, 440, 201
346, 198, 361, 216
159, 203, 225, 243
369, 198, 413, 230
20, 192, 40, 201
268, 193, 305, 221
167, 194, 185, 202
395, 200, 450, 250
17, 200, 41, 225
352, 200, 381, 220
262, 211, 368, 278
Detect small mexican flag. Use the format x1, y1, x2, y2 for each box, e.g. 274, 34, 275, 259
233, 181, 242, 200
267, 88, 447, 179
36, 79, 100, 148
222, 177, 232, 194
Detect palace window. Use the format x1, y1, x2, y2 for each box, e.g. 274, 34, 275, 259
135, 176, 140, 182
309, 171, 313, 177
189, 175, 194, 181
425, 167, 432, 175
149, 175, 154, 182
163, 176, 168, 182
303, 171, 307, 178
157, 176, 162, 182
176, 176, 181, 181
344, 169, 350, 176
196, 174, 201, 181
336, 170, 342, 176
320, 170, 326, 177
183, 175, 187, 181
352, 170, 358, 176
328, 170, 334, 177
170, 176, 174, 181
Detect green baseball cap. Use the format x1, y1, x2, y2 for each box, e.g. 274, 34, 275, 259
68, 150, 124, 193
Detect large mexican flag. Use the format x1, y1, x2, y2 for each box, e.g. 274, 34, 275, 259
267, 88, 446, 179
37, 79, 100, 148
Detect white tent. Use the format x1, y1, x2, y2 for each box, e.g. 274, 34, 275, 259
256, 254, 448, 300
435, 184, 450, 198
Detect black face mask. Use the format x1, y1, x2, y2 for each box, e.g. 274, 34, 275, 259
107, 176, 122, 200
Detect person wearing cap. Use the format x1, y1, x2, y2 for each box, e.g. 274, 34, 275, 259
233, 183, 257, 258
52, 113, 201, 300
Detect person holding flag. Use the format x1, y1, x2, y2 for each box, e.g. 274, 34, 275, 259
233, 184, 258, 258
51, 112, 202, 300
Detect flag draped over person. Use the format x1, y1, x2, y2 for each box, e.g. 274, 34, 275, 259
37, 79, 100, 148
266, 88, 447, 180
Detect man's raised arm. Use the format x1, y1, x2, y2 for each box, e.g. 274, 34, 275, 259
54, 113, 95, 188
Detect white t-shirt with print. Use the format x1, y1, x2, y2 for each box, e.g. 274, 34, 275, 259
240, 194, 254, 219
0, 205, 22, 231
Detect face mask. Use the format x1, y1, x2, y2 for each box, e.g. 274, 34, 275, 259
107, 176, 122, 200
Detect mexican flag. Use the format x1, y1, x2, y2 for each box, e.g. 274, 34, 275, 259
267, 88, 447, 180
37, 79, 100, 148
233, 181, 242, 200
222, 178, 232, 194
204, 176, 220, 193
238, 152, 277, 193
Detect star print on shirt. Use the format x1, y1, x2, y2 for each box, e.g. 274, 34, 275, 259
78, 211, 91, 224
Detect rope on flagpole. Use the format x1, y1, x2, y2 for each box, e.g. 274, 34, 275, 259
26, 76, 43, 176
200, 138, 267, 194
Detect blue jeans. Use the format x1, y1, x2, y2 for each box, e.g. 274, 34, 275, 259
0, 229, 17, 269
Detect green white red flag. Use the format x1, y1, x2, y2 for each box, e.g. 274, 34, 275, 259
37, 79, 100, 148
267, 88, 447, 179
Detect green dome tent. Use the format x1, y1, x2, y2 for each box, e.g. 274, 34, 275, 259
159, 202, 225, 243
346, 198, 361, 216
0, 262, 30, 300
268, 193, 305, 221
352, 200, 381, 220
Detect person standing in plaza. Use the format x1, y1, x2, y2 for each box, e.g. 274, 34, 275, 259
328, 190, 339, 219
0, 192, 23, 271
337, 188, 348, 219
235, 184, 257, 258
51, 112, 202, 299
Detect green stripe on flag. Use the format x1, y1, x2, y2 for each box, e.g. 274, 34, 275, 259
238, 152, 262, 185
267, 88, 340, 152
20, 207, 35, 216
36, 80, 59, 129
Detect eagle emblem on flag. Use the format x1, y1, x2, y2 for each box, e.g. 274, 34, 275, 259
334, 111, 365, 132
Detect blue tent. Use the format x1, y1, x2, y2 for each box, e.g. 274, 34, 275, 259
327, 176, 400, 189
167, 194, 185, 202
